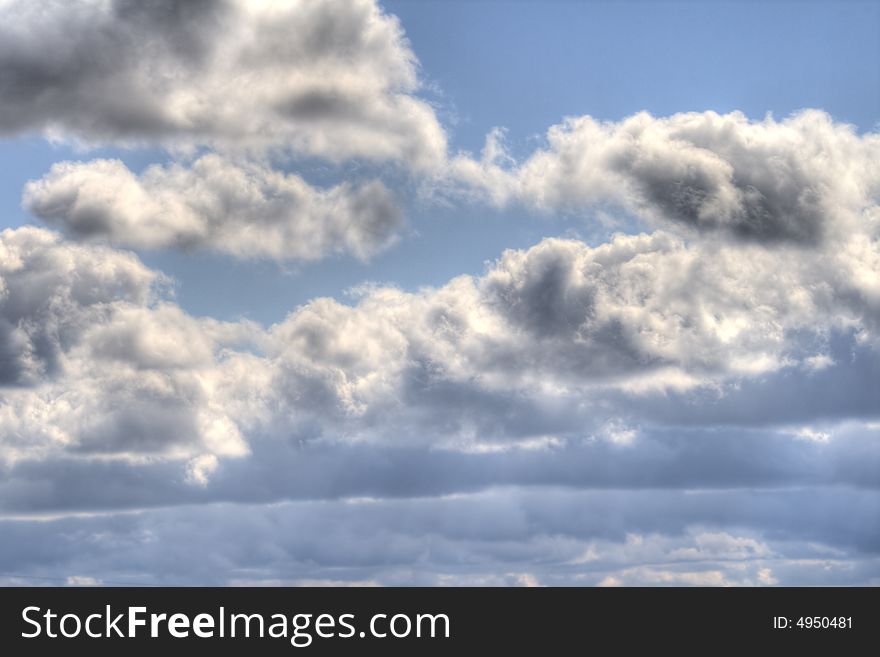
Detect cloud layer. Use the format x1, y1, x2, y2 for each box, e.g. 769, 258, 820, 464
2, 487, 878, 586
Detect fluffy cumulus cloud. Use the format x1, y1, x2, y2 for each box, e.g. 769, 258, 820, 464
23, 155, 403, 260
0, 227, 253, 469
0, 0, 446, 167
448, 110, 880, 244
1, 217, 878, 471
258, 228, 879, 421
0, 226, 156, 387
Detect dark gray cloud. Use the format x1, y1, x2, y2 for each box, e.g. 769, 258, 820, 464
1, 407, 878, 514
626, 332, 880, 429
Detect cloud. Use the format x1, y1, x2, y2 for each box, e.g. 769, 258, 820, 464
23, 155, 403, 261
447, 110, 880, 244
258, 227, 877, 425
0, 226, 157, 386
2, 222, 879, 485
0, 487, 877, 586
0, 0, 446, 167
17, 156, 880, 452
7, 0, 439, 265
5, 419, 880, 515
1, 0, 878, 588
0, 226, 878, 584
0, 227, 254, 467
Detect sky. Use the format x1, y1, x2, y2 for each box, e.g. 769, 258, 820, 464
0, 0, 878, 586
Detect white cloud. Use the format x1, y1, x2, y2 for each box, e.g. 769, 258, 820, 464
0, 227, 253, 465
599, 567, 733, 586
803, 353, 835, 372
3, 219, 878, 468
261, 227, 875, 422
445, 110, 880, 244
8, 0, 444, 265
186, 454, 220, 487
790, 427, 831, 443
24, 155, 403, 261
0, 0, 446, 167
596, 421, 638, 446
0, 226, 157, 386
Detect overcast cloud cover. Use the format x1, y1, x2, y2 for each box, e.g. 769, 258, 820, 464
0, 0, 878, 586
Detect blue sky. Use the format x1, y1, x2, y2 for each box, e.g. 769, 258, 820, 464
0, 0, 878, 586
389, 0, 880, 141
